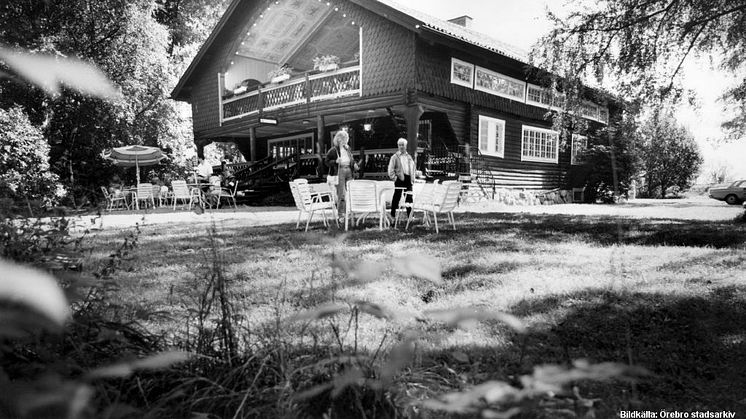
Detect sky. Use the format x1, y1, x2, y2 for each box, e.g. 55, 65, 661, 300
403, 0, 746, 181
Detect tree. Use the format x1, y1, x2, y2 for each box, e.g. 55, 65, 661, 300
640, 114, 703, 198
0, 106, 61, 205
566, 111, 642, 203
0, 0, 225, 205
532, 0, 746, 137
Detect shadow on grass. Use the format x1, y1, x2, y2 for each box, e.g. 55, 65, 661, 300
416, 285, 746, 415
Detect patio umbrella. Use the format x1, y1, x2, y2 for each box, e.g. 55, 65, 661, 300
104, 145, 165, 184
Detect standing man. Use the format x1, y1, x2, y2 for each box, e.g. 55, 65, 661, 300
388, 138, 416, 218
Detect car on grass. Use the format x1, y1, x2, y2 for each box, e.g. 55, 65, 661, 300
708, 180, 746, 205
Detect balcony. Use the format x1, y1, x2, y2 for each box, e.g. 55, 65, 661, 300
221, 65, 361, 122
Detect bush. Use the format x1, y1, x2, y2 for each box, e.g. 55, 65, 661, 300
0, 107, 63, 209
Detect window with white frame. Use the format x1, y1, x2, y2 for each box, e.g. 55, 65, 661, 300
571, 134, 588, 165
521, 125, 559, 163
478, 115, 506, 158
450, 58, 474, 88
475, 66, 525, 101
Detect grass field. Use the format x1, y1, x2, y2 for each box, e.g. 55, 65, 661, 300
80, 199, 746, 417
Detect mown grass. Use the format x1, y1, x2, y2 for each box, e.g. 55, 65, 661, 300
81, 210, 746, 416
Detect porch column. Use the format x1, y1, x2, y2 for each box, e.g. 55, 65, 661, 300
249, 126, 257, 163
316, 115, 326, 154
404, 104, 424, 161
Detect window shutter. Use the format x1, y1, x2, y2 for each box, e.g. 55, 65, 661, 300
479, 119, 489, 152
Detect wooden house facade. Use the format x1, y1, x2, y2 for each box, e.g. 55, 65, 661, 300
172, 0, 617, 191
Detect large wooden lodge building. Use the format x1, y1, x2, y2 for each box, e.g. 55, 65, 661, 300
172, 0, 617, 192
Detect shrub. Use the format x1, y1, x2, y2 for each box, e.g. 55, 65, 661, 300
0, 106, 63, 212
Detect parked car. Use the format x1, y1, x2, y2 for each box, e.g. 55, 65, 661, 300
708, 180, 746, 205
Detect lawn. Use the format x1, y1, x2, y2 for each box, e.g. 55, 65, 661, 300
76, 203, 746, 417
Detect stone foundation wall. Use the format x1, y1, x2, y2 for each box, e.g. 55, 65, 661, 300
490, 188, 574, 206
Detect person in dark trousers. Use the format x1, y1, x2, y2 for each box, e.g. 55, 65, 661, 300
388, 137, 416, 218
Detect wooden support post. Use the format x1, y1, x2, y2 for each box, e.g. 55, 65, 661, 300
249, 126, 257, 163
316, 115, 326, 154
404, 104, 424, 164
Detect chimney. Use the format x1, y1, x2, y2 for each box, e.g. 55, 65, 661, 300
447, 15, 473, 29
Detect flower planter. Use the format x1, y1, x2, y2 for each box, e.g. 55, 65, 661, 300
317, 63, 339, 72
270, 74, 290, 83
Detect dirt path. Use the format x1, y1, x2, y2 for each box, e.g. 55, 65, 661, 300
70, 197, 743, 232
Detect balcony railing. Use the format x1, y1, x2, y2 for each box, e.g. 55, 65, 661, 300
222, 65, 361, 122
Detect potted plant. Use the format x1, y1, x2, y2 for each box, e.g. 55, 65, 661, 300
313, 54, 340, 72
268, 65, 292, 83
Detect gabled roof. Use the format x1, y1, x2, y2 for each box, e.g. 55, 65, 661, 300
171, 0, 530, 100
365, 0, 529, 64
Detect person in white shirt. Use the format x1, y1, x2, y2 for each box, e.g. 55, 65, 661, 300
387, 138, 416, 218
196, 158, 213, 182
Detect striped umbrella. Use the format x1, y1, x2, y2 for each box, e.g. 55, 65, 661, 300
104, 145, 165, 184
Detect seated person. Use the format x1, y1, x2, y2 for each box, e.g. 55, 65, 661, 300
195, 158, 213, 183
108, 175, 123, 195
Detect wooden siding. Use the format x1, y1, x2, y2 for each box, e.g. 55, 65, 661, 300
415, 39, 549, 122
341, 3, 416, 98
189, 1, 415, 139
419, 95, 468, 144
470, 106, 568, 190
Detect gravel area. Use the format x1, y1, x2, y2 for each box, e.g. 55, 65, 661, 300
68, 196, 743, 232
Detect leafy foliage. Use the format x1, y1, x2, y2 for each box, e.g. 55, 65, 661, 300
566, 113, 641, 203
532, 0, 746, 136
640, 113, 704, 197
0, 0, 229, 206
0, 106, 61, 204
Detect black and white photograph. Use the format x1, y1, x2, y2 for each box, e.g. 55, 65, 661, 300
1, 0, 745, 417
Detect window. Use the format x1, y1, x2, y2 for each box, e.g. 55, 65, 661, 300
475, 66, 525, 101
521, 125, 559, 163
478, 115, 505, 158
599, 107, 609, 124
571, 134, 588, 165
581, 102, 599, 120
450, 58, 474, 88
268, 133, 315, 158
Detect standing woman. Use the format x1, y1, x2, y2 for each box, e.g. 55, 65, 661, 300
326, 131, 356, 220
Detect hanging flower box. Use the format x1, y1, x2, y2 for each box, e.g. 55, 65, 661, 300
313, 54, 340, 72
270, 73, 290, 83
268, 66, 292, 83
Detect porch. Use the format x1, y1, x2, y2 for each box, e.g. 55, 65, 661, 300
221, 64, 361, 122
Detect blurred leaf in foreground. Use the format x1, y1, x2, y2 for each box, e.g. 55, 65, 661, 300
0, 46, 121, 100
394, 253, 442, 284
87, 351, 192, 379
0, 258, 69, 328
425, 307, 527, 333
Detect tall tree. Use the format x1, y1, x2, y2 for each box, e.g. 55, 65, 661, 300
640, 114, 703, 197
531, 0, 746, 137
0, 0, 225, 205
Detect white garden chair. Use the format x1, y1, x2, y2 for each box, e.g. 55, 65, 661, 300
345, 180, 379, 230
134, 183, 155, 210
171, 180, 199, 210
405, 181, 461, 233
100, 186, 128, 211
289, 179, 337, 231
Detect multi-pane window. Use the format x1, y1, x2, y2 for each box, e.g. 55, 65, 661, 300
521, 125, 559, 163
581, 102, 599, 120
268, 134, 315, 159
478, 115, 505, 158
598, 107, 609, 124
571, 134, 588, 165
475, 67, 525, 101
